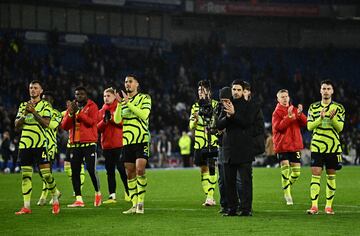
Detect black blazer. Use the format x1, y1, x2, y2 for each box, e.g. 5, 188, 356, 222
216, 97, 258, 164
252, 101, 265, 156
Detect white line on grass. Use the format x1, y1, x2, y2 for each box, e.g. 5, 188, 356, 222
2, 206, 360, 214
61, 207, 208, 212
255, 201, 360, 209
59, 207, 360, 214
146, 199, 360, 209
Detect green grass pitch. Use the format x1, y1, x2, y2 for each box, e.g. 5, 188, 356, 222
1, 166, 359, 235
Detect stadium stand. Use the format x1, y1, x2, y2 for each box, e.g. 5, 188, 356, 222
0, 30, 359, 169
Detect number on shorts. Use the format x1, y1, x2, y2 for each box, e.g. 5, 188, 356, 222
144, 144, 149, 156
337, 154, 342, 162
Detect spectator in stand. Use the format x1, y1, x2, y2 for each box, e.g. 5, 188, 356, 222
156, 130, 172, 168
178, 131, 192, 167
1, 131, 12, 172
264, 131, 276, 167
355, 132, 360, 165
11, 134, 20, 173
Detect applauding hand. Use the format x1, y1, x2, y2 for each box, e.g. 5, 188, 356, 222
297, 104, 303, 116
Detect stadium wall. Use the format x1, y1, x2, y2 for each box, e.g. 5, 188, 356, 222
1, 2, 360, 48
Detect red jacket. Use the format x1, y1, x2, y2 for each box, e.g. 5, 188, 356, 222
272, 103, 307, 153
97, 101, 123, 149
61, 99, 98, 144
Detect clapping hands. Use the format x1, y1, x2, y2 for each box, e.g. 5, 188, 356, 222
69, 101, 79, 115
222, 99, 235, 117
288, 104, 303, 118
25, 101, 36, 114
329, 109, 337, 119
288, 105, 294, 118
320, 107, 337, 119
297, 104, 303, 115
115, 90, 129, 104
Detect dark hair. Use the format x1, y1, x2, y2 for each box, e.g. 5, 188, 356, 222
321, 79, 334, 89
30, 80, 42, 88
198, 80, 212, 90
43, 91, 55, 99
231, 79, 243, 87
219, 87, 232, 100
242, 81, 251, 91
75, 86, 87, 94
126, 74, 139, 82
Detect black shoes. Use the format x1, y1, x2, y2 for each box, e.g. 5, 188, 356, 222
222, 210, 253, 217
239, 211, 252, 216
218, 207, 227, 214
223, 210, 239, 217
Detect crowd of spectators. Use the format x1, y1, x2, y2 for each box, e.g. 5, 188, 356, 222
1, 31, 360, 171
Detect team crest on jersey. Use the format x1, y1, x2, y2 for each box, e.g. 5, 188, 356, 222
24, 113, 34, 121
83, 107, 89, 113
123, 108, 132, 116
321, 118, 331, 128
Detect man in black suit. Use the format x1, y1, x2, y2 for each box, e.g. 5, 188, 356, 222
217, 80, 261, 216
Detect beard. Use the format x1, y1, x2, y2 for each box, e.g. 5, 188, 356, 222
76, 98, 87, 106
30, 93, 39, 99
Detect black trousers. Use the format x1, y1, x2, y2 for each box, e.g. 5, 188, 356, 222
103, 148, 128, 196
11, 149, 19, 172
71, 145, 100, 196
181, 154, 191, 167
218, 163, 227, 208
224, 162, 253, 213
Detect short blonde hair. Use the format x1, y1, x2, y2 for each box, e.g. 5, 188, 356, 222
276, 89, 288, 98
104, 87, 115, 94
